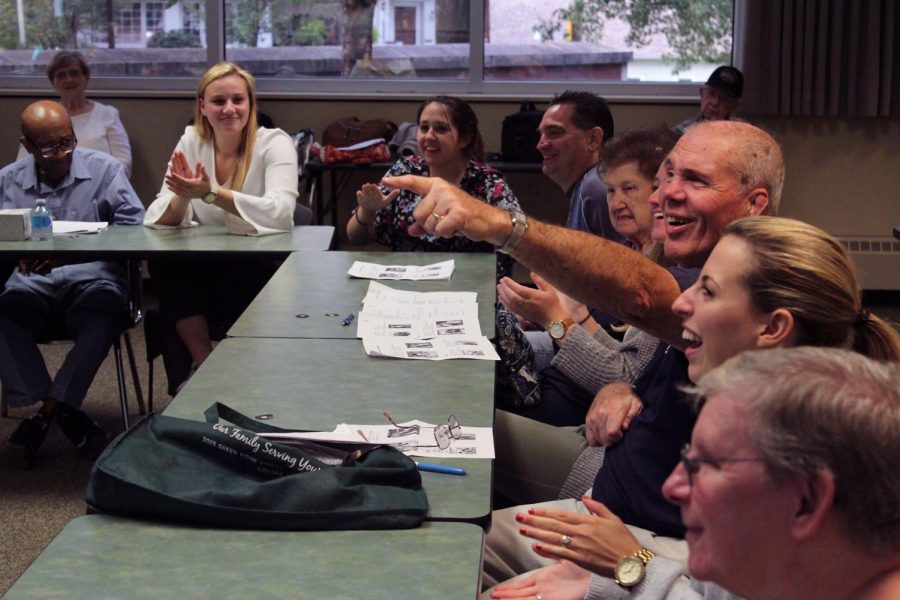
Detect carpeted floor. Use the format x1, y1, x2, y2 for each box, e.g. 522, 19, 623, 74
0, 319, 173, 596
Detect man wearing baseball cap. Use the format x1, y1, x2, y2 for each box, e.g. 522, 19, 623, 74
673, 65, 743, 135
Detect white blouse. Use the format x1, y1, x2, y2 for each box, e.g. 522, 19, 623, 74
144, 126, 298, 236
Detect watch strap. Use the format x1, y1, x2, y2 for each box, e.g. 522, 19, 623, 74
497, 208, 528, 255
635, 548, 655, 565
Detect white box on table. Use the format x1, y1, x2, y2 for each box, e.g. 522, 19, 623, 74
0, 209, 32, 241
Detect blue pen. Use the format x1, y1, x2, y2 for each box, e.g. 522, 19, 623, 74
416, 461, 467, 476
341, 313, 355, 326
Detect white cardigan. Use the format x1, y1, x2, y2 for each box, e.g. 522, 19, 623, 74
17, 101, 132, 177
145, 126, 298, 236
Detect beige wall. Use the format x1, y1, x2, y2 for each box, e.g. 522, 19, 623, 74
1, 94, 897, 242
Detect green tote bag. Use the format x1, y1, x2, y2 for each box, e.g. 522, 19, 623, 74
86, 403, 429, 530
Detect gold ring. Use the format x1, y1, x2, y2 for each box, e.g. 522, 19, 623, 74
561, 534, 572, 547
432, 212, 445, 223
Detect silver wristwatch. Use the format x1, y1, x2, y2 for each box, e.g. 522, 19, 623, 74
497, 208, 528, 255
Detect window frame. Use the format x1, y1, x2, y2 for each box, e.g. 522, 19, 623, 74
2, 0, 743, 101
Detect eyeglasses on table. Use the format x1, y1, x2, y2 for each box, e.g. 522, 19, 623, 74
383, 412, 462, 450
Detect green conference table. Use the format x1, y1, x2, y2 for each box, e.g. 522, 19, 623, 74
0, 225, 335, 258
4, 515, 483, 599
228, 250, 497, 339
164, 337, 495, 526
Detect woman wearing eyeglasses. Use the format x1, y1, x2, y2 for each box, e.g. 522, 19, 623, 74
485, 217, 900, 600
17, 51, 132, 177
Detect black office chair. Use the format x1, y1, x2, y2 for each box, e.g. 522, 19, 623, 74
143, 307, 162, 413
0, 261, 146, 430
294, 203, 313, 226
293, 129, 318, 224
143, 306, 229, 410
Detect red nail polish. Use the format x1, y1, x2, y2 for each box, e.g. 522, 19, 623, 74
519, 527, 527, 535
528, 507, 536, 514
515, 513, 524, 522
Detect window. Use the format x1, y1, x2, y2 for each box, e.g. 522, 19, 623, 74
484, 1, 732, 84
0, 0, 736, 97
114, 1, 165, 46
222, 0, 470, 80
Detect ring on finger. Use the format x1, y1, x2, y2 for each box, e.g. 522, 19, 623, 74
536, 595, 543, 600
432, 212, 445, 223
561, 534, 572, 547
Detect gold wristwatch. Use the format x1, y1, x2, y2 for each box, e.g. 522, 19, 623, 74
614, 548, 654, 589
548, 318, 574, 342
203, 182, 218, 204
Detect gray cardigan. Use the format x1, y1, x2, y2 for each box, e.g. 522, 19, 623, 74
551, 325, 663, 394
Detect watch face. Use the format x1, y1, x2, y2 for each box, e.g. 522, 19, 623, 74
549, 321, 566, 340
616, 556, 644, 586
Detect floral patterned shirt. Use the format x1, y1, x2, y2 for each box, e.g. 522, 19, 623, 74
374, 156, 519, 279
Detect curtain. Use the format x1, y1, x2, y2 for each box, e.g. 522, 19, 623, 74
740, 0, 899, 116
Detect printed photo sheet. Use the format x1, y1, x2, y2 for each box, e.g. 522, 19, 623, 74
362, 335, 499, 361
348, 259, 455, 281
356, 304, 482, 339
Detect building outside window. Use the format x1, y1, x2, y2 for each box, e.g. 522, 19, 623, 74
0, 0, 734, 93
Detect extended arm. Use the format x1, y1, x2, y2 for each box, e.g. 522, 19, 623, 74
382, 175, 685, 348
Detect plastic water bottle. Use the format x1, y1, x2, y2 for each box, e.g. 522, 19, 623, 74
31, 199, 53, 241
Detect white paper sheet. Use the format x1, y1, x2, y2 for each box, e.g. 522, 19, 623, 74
348, 259, 455, 281
356, 304, 482, 339
362, 335, 499, 361
261, 420, 495, 459
362, 281, 476, 308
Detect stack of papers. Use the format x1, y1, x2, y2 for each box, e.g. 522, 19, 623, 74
357, 281, 499, 361
348, 259, 455, 281
52, 221, 108, 235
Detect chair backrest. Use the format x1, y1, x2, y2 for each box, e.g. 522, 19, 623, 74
0, 260, 15, 293
293, 204, 313, 226
126, 260, 143, 328
292, 129, 318, 221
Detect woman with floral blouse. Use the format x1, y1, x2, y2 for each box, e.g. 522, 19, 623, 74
346, 95, 520, 280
